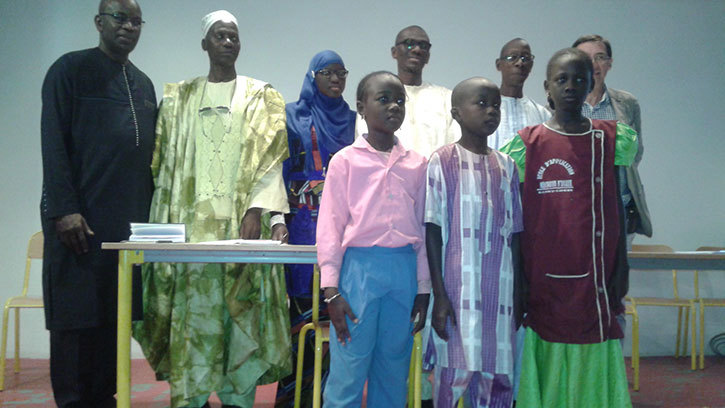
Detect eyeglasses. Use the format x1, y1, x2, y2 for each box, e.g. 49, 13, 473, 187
592, 54, 611, 63
99, 12, 145, 28
316, 69, 349, 79
503, 54, 534, 64
396, 39, 432, 51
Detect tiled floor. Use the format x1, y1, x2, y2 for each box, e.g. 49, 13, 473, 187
1, 356, 724, 407
0, 358, 276, 407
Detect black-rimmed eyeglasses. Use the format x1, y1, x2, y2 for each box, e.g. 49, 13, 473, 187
503, 54, 534, 64
396, 39, 432, 51
316, 69, 349, 79
99, 12, 145, 27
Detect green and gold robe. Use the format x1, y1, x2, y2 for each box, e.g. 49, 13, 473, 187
133, 76, 291, 407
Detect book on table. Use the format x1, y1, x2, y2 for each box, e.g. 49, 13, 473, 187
129, 223, 186, 243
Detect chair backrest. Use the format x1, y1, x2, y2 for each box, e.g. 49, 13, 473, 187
630, 244, 685, 297
22, 232, 44, 296
693, 246, 725, 298
631, 244, 674, 253
696, 246, 725, 252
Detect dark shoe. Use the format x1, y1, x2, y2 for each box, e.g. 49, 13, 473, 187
421, 399, 434, 408
221, 405, 241, 408
201, 403, 211, 408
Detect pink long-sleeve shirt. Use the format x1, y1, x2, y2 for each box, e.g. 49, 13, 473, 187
317, 135, 431, 294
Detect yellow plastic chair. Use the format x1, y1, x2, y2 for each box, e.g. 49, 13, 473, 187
294, 265, 424, 407
409, 333, 467, 408
695, 246, 725, 370
624, 299, 640, 391
407, 332, 422, 408
1, 231, 44, 391
628, 244, 697, 370
294, 265, 329, 408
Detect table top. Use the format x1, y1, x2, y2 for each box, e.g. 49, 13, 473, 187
102, 241, 317, 264
103, 242, 723, 258
627, 250, 725, 270
102, 242, 725, 269
102, 241, 316, 252
627, 251, 724, 259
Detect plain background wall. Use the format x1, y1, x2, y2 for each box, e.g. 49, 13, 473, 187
0, 0, 723, 360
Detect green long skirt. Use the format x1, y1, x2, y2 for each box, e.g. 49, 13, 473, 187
517, 327, 632, 408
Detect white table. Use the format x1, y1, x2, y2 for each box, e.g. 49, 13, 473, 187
102, 241, 317, 408
627, 250, 725, 270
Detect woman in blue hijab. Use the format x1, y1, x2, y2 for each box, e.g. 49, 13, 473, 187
283, 50, 356, 300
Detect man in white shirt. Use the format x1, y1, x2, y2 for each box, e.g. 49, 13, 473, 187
490, 38, 550, 150
356, 25, 460, 159
490, 38, 551, 403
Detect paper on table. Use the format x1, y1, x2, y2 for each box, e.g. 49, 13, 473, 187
198, 239, 283, 245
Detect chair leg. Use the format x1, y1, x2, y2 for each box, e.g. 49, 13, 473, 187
312, 326, 324, 408
294, 324, 312, 408
407, 333, 423, 408
682, 306, 690, 358
699, 301, 705, 370
632, 311, 639, 391
690, 302, 696, 371
1, 304, 11, 391
407, 340, 415, 408
13, 308, 20, 373
675, 306, 683, 358
629, 314, 634, 369
414, 333, 422, 408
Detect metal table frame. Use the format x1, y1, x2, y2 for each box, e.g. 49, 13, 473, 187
102, 242, 317, 408
103, 243, 724, 407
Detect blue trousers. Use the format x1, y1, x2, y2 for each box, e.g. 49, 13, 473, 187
324, 246, 417, 408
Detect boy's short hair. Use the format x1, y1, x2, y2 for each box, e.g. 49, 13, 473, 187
450, 76, 498, 108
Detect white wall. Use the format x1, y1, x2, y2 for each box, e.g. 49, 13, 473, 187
0, 0, 723, 359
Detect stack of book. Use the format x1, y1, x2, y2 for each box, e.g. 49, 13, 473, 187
129, 223, 186, 243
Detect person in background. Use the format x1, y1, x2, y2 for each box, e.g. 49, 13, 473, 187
356, 25, 460, 159
40, 0, 156, 406
283, 50, 355, 304
573, 34, 652, 247
279, 49, 355, 404
489, 38, 550, 150
133, 10, 291, 408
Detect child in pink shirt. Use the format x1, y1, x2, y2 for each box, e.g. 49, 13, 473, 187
316, 71, 431, 407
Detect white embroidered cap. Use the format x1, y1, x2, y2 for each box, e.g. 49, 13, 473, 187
201, 10, 238, 38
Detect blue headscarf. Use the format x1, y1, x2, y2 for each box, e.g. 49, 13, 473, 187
284, 50, 356, 180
